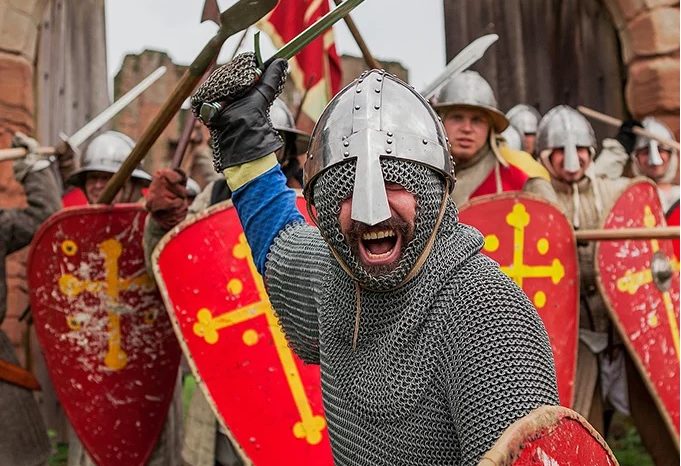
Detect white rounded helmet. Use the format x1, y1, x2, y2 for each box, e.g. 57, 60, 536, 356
431, 71, 509, 133
67, 131, 151, 187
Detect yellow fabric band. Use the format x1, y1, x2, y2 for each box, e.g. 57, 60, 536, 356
223, 153, 278, 191
498, 145, 551, 181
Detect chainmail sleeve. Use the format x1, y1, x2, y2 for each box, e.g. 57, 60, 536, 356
442, 253, 559, 465
265, 222, 329, 365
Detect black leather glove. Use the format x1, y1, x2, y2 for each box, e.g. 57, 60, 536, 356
615, 119, 642, 154
191, 55, 289, 173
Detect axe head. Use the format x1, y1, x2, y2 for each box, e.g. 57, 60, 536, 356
220, 0, 277, 36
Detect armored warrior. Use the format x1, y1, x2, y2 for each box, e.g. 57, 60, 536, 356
533, 106, 678, 465
65, 130, 152, 205
0, 133, 58, 466
506, 104, 542, 156
54, 130, 183, 466
191, 57, 558, 465
143, 97, 309, 466
430, 72, 555, 206
594, 117, 679, 213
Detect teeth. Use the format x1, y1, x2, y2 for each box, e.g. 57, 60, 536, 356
361, 229, 395, 241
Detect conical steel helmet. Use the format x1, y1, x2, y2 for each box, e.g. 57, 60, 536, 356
633, 116, 677, 166
270, 98, 310, 155
506, 104, 541, 135
536, 105, 596, 173
303, 69, 454, 226
67, 131, 151, 187
431, 71, 509, 133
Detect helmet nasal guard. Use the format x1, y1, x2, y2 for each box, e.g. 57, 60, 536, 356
634, 117, 677, 167
536, 105, 596, 174
303, 70, 454, 226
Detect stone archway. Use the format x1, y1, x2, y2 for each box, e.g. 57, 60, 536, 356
601, 0, 680, 138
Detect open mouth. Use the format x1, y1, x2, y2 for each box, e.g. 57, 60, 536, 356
357, 227, 402, 267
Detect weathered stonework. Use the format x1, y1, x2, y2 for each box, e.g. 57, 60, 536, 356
604, 0, 680, 138
0, 0, 49, 360
112, 50, 186, 175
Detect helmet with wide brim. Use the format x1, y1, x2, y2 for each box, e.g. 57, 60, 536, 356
67, 165, 152, 188
431, 71, 509, 133
271, 98, 311, 156
276, 126, 311, 156
66, 131, 152, 188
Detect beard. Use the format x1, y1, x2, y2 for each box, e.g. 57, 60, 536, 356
344, 215, 415, 276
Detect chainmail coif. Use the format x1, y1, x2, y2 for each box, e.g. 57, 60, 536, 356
264, 161, 559, 465
312, 158, 442, 291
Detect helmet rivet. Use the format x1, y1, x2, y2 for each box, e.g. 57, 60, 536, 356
387, 138, 393, 144
343, 151, 350, 157
374, 105, 380, 110
387, 131, 393, 137
356, 88, 362, 93
354, 105, 360, 110
422, 139, 428, 144
343, 140, 349, 147
375, 88, 381, 93
386, 148, 392, 154
376, 77, 382, 82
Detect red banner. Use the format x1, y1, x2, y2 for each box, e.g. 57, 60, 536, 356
257, 0, 342, 129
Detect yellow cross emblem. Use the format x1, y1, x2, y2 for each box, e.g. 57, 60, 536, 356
482, 203, 565, 309
58, 238, 155, 371
615, 206, 680, 360
192, 233, 326, 445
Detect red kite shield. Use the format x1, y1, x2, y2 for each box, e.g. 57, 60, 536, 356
596, 180, 680, 439
478, 406, 617, 465
153, 197, 333, 465
27, 205, 181, 466
459, 193, 579, 407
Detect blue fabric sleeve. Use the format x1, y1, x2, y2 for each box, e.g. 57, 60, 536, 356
230, 164, 305, 275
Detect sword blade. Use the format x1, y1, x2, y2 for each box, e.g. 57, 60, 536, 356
67, 66, 167, 148
268, 0, 366, 63
421, 34, 499, 100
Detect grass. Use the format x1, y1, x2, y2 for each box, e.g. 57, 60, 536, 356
607, 413, 654, 466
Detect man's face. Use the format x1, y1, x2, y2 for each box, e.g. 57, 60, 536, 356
524, 134, 537, 155
84, 171, 137, 204
84, 171, 112, 203
442, 108, 490, 162
634, 147, 672, 181
549, 147, 592, 183
338, 183, 417, 275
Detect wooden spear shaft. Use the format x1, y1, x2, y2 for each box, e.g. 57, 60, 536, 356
97, 0, 277, 204
578, 106, 681, 151
332, 0, 381, 70
0, 146, 55, 162
575, 226, 679, 241
171, 27, 250, 169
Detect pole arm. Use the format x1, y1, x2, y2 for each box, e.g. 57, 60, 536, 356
575, 226, 679, 241
97, 0, 277, 204
332, 0, 381, 70
578, 105, 681, 151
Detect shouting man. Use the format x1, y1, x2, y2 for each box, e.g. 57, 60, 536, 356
192, 58, 558, 465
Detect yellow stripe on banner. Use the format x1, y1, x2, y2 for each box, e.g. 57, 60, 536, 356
304, 0, 324, 23
324, 29, 335, 48
302, 80, 330, 121
499, 145, 550, 180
